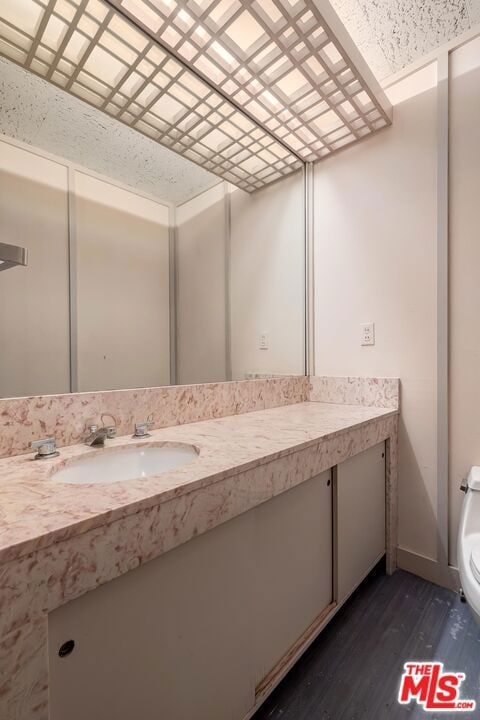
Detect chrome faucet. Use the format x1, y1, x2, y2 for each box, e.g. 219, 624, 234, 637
85, 425, 109, 447
85, 423, 116, 447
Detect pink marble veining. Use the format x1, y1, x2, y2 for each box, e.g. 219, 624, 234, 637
0, 402, 394, 565
0, 396, 399, 720
0, 376, 308, 459
309, 376, 400, 409
0, 410, 398, 644
0, 619, 48, 720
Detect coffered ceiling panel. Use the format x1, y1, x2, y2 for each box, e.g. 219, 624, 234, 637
108, 0, 392, 160
0, 0, 392, 190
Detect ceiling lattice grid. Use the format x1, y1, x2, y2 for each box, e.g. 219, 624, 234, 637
108, 0, 392, 161
0, 0, 391, 190
0, 0, 303, 191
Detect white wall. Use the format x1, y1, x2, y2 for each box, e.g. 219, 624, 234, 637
74, 172, 171, 392
314, 35, 480, 574
230, 171, 305, 380
314, 68, 439, 562
176, 184, 228, 385
449, 37, 480, 565
176, 173, 306, 384
0, 136, 306, 398
0, 136, 172, 397
0, 140, 70, 397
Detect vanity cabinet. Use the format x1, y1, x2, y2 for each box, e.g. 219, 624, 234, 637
49, 507, 255, 720
335, 442, 386, 603
48, 450, 385, 720
48, 471, 332, 720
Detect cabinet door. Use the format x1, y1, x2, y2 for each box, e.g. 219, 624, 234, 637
49, 509, 255, 720
336, 442, 386, 603
252, 470, 333, 686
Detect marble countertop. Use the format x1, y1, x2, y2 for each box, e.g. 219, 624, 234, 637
0, 401, 396, 565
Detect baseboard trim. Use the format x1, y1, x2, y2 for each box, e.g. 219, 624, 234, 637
397, 548, 460, 591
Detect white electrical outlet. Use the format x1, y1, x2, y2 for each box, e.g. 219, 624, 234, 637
361, 322, 375, 346
260, 332, 269, 350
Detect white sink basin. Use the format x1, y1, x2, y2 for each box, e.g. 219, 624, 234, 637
51, 444, 198, 485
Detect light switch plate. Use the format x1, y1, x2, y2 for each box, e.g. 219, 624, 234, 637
361, 322, 375, 346
260, 332, 269, 350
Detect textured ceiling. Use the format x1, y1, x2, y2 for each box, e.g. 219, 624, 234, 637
0, 56, 220, 205
330, 0, 480, 81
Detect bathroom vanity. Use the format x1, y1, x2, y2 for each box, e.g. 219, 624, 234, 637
0, 376, 399, 720
49, 442, 386, 720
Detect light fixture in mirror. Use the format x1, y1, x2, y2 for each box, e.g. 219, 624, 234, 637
0, 0, 302, 192
107, 0, 393, 161
0, 241, 28, 271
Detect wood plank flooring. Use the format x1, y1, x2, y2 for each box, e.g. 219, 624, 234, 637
253, 563, 480, 719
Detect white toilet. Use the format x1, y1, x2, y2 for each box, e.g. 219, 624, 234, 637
458, 466, 480, 624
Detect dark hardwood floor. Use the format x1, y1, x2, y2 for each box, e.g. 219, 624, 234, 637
253, 563, 480, 720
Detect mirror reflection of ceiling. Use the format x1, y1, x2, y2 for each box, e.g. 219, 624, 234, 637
0, 0, 302, 193
0, 56, 220, 204
0, 0, 391, 192
330, 0, 480, 81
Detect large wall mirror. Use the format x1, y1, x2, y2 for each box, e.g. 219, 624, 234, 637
0, 57, 306, 398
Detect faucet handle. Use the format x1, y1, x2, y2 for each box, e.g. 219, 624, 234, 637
101, 413, 117, 439
133, 421, 154, 438
31, 437, 59, 460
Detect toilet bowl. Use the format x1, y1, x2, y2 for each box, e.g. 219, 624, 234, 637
458, 466, 480, 624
